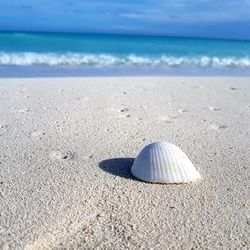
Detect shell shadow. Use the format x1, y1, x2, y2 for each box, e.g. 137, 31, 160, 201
98, 158, 136, 180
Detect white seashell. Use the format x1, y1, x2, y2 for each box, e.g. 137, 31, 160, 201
131, 142, 201, 184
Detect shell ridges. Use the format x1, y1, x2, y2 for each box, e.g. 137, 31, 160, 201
131, 141, 201, 184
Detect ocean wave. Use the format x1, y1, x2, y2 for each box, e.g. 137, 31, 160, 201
0, 52, 250, 69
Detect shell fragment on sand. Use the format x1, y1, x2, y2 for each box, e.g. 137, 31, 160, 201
131, 141, 201, 184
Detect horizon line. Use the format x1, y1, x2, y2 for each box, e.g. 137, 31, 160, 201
0, 29, 249, 42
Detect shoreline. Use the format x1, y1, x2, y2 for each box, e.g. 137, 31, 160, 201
1, 66, 250, 78
0, 77, 249, 249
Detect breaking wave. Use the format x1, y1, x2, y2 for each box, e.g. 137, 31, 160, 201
0, 52, 250, 69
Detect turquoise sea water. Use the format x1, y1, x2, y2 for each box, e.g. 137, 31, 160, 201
0, 32, 250, 76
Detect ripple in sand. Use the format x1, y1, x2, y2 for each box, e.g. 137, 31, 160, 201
18, 107, 30, 113
119, 113, 131, 118
31, 131, 46, 139
50, 150, 75, 160
191, 85, 204, 89
157, 116, 172, 123
209, 124, 227, 130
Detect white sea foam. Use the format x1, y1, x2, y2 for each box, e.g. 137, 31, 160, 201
0, 52, 250, 69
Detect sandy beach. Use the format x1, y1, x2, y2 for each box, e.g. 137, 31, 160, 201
0, 77, 249, 249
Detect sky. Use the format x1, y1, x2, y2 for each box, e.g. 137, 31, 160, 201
0, 0, 250, 39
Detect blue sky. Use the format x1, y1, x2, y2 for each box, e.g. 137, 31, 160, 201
0, 0, 250, 39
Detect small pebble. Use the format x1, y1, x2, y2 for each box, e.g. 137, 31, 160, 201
0, 122, 7, 129
209, 106, 221, 111
178, 109, 188, 113
119, 108, 129, 112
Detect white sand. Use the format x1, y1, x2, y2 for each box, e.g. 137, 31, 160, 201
0, 77, 249, 249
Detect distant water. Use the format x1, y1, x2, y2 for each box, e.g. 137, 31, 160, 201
0, 31, 250, 76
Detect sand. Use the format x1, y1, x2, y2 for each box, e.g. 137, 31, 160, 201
0, 77, 249, 249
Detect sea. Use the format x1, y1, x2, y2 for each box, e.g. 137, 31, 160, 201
0, 31, 250, 77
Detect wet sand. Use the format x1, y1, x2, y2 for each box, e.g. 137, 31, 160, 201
0, 77, 249, 249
